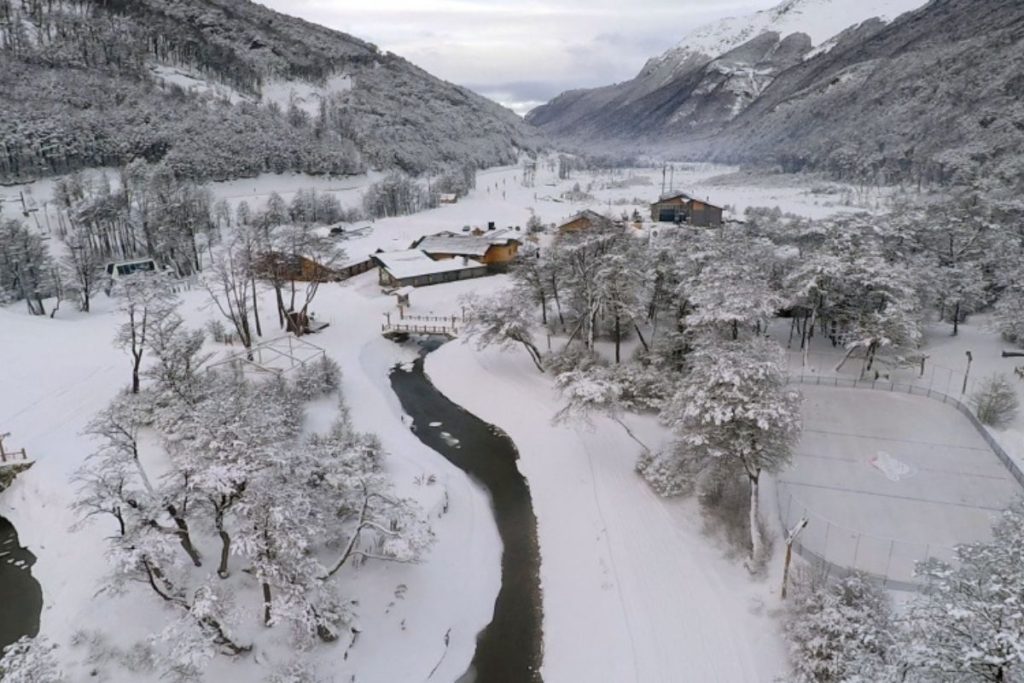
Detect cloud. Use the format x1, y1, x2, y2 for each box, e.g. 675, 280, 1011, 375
254, 0, 779, 111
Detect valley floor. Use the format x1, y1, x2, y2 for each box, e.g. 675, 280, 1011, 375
2, 160, 1021, 682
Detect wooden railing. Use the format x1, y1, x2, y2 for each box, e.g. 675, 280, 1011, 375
0, 433, 28, 464
382, 313, 463, 338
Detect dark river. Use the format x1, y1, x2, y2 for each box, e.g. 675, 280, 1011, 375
390, 349, 543, 683
0, 514, 42, 652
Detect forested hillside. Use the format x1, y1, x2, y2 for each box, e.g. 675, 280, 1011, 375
0, 0, 538, 183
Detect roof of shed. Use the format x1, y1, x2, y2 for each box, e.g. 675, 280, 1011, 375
373, 250, 486, 279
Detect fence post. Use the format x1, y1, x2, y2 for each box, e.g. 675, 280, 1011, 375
882, 540, 895, 588
822, 521, 832, 579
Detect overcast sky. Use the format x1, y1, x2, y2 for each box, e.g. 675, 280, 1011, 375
254, 0, 779, 115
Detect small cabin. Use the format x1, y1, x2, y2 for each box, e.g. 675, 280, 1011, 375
650, 193, 723, 227
255, 252, 340, 283
438, 193, 458, 204
557, 210, 613, 234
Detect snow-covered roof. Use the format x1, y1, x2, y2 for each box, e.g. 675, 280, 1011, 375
559, 210, 611, 228
413, 231, 520, 257
373, 250, 486, 279
415, 234, 491, 257
655, 192, 693, 203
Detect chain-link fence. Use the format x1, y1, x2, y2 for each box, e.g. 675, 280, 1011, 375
777, 482, 957, 591
779, 371, 1024, 590
786, 349, 982, 399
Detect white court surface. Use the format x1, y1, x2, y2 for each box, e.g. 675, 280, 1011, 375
781, 385, 1022, 587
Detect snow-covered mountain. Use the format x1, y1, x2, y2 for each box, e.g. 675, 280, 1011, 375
526, 0, 928, 139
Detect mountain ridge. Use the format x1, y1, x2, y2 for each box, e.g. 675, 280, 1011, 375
525, 0, 927, 141
0, 0, 540, 183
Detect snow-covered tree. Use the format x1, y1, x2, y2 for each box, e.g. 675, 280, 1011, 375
145, 314, 211, 408
0, 636, 65, 683
785, 573, 898, 683
462, 290, 545, 372
203, 230, 258, 357
113, 271, 179, 393
274, 223, 346, 333
0, 218, 56, 314
658, 338, 802, 564
907, 500, 1024, 682
60, 223, 105, 313
554, 365, 650, 453
595, 244, 649, 363
995, 276, 1024, 346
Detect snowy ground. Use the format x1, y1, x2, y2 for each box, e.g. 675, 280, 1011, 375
427, 341, 788, 682
0, 277, 503, 681
3, 157, 1018, 680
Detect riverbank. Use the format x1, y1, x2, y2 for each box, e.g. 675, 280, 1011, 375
426, 340, 789, 682
392, 350, 543, 682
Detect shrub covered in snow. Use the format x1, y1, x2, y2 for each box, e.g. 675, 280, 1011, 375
785, 573, 897, 683
970, 373, 1020, 428
0, 636, 65, 683
292, 355, 343, 400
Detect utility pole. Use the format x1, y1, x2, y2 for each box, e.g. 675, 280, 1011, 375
669, 164, 675, 194
661, 163, 667, 197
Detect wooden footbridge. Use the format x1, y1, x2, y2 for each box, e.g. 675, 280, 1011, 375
382, 313, 463, 340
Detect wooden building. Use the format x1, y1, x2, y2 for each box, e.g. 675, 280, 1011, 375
372, 250, 489, 288
255, 252, 341, 282
412, 231, 521, 268
650, 193, 723, 227
556, 209, 613, 234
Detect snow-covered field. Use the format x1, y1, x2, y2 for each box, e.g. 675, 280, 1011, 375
3, 158, 1023, 681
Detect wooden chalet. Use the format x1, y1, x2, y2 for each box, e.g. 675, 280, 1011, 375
411, 231, 521, 269
557, 209, 613, 234
255, 252, 340, 282
255, 252, 374, 283
650, 193, 723, 227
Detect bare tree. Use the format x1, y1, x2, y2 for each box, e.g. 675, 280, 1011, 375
114, 271, 178, 393
203, 233, 256, 359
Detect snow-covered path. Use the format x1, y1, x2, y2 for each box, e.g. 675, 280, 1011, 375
427, 342, 787, 682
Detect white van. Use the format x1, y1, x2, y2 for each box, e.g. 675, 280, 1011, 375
104, 258, 158, 294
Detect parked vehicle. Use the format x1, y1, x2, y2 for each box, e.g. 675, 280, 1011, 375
103, 258, 158, 294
